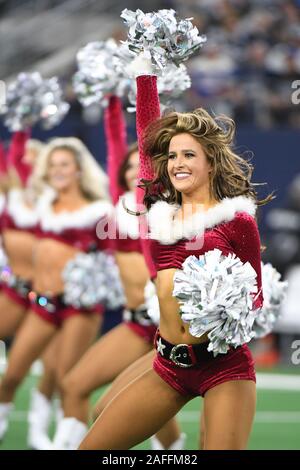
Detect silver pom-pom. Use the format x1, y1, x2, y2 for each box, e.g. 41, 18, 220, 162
63, 251, 125, 310
0, 246, 8, 272
121, 8, 207, 69
73, 39, 128, 108
253, 263, 288, 338
173, 249, 259, 356
127, 63, 191, 112
144, 280, 160, 325
104, 253, 126, 310
0, 72, 69, 132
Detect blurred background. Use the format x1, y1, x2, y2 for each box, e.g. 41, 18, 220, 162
0, 0, 299, 450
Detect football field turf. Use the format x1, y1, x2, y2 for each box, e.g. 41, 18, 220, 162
0, 367, 299, 450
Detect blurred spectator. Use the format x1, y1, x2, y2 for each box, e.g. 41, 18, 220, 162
170, 0, 300, 128
265, 174, 300, 275
263, 174, 300, 364
1, 0, 299, 129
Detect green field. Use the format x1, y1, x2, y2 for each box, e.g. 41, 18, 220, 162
0, 367, 299, 450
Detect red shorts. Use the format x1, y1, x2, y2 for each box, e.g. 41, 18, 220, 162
153, 340, 256, 397
31, 296, 104, 328
1, 283, 31, 309
125, 322, 157, 344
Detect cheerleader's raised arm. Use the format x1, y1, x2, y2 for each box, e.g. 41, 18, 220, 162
136, 74, 160, 188
104, 96, 128, 205
0, 139, 7, 177
135, 67, 161, 279
7, 130, 31, 186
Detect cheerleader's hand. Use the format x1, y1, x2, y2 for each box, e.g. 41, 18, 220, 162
125, 51, 155, 78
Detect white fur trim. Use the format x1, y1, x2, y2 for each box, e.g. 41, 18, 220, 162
0, 193, 5, 215
115, 192, 140, 239
6, 189, 38, 228
37, 189, 113, 233
148, 196, 256, 244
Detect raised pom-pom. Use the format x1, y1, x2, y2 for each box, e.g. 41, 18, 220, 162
73, 39, 128, 108
0, 72, 69, 132
121, 8, 207, 70
173, 249, 259, 356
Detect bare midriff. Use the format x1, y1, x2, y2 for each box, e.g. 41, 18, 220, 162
33, 238, 80, 295
115, 251, 149, 310
156, 268, 209, 345
2, 229, 37, 281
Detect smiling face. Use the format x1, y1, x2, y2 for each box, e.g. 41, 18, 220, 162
167, 133, 212, 198
125, 150, 139, 192
47, 148, 80, 192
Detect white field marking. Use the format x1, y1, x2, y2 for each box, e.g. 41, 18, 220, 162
178, 411, 300, 424
6, 410, 300, 424
1, 367, 300, 389
0, 360, 43, 375
256, 373, 300, 391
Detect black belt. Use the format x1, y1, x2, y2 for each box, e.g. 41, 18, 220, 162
2, 272, 32, 298
30, 293, 66, 313
123, 306, 154, 327
154, 332, 216, 368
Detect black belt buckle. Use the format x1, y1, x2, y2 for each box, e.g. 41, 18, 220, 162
135, 308, 153, 327
32, 294, 56, 313
169, 344, 193, 368
123, 307, 153, 327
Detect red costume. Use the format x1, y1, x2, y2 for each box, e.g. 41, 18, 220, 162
0, 134, 35, 306
136, 74, 262, 395
0, 190, 38, 308
30, 193, 112, 327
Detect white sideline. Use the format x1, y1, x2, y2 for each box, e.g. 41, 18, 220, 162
2, 365, 300, 389
6, 410, 300, 424
256, 373, 300, 391
178, 411, 300, 423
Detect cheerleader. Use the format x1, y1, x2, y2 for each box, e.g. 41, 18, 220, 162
52, 97, 184, 450
0, 133, 65, 449
0, 135, 42, 337
79, 60, 271, 450
0, 138, 7, 266
0, 133, 41, 337
0, 137, 111, 446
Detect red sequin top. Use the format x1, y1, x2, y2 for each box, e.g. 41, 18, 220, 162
148, 198, 263, 308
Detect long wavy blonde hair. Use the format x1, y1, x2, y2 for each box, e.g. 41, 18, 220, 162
31, 137, 109, 201
142, 108, 273, 208
26, 139, 45, 156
